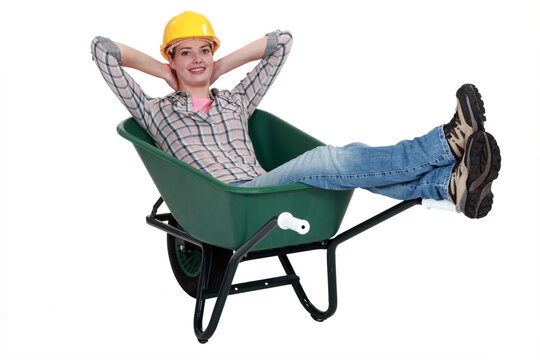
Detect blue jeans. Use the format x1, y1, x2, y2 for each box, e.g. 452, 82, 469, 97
232, 125, 456, 201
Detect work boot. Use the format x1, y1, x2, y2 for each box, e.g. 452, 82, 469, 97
444, 84, 486, 159
448, 131, 501, 218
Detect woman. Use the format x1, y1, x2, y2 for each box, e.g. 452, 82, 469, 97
91, 10, 501, 218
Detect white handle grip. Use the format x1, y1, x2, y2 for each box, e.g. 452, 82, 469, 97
422, 199, 460, 213
277, 212, 310, 235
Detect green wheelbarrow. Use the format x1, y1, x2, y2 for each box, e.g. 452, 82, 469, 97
117, 109, 426, 343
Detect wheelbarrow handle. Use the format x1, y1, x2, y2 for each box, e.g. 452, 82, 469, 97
278, 212, 310, 235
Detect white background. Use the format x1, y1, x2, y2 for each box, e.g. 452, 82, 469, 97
1, 0, 539, 359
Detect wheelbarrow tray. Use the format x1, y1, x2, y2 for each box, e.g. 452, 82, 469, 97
117, 109, 354, 251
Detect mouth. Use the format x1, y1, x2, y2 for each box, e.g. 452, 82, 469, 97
189, 67, 206, 74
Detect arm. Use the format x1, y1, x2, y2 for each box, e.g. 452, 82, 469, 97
210, 36, 268, 85
228, 31, 293, 117
114, 42, 178, 91
90, 37, 176, 128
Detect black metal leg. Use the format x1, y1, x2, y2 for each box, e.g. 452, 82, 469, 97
193, 217, 280, 343
193, 243, 211, 343
279, 251, 338, 321
277, 199, 422, 322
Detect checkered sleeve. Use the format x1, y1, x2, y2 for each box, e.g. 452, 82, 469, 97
91, 36, 152, 128
231, 30, 292, 119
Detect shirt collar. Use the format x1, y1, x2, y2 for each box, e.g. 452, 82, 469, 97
173, 88, 218, 100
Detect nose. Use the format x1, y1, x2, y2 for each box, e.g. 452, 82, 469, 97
193, 54, 202, 63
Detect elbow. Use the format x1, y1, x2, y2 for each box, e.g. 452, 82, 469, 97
90, 36, 100, 60
281, 30, 293, 41
263, 30, 293, 59
90, 36, 107, 58
90, 36, 122, 64
277, 30, 293, 52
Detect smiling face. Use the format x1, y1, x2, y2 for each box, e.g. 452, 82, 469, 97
167, 39, 214, 94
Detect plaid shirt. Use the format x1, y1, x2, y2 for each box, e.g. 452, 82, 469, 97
91, 31, 292, 183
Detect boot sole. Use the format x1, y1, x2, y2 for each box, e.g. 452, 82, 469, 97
460, 131, 501, 218
456, 84, 486, 132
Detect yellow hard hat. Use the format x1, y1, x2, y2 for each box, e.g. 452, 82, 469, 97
160, 11, 220, 60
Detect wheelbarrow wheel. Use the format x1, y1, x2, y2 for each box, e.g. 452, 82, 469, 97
167, 217, 233, 298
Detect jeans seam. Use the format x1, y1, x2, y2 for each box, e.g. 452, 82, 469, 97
438, 124, 457, 163
441, 164, 453, 200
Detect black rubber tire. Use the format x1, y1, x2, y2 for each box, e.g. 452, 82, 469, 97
166, 217, 233, 298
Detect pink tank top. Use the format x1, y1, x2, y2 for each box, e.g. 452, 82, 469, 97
192, 97, 213, 115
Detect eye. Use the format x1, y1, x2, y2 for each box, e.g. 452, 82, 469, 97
202, 48, 211, 54
180, 50, 190, 56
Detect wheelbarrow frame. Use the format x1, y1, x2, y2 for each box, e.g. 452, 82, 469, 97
147, 196, 422, 343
